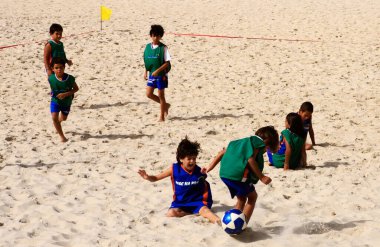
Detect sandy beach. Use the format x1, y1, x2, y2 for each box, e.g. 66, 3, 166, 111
1, 0, 380, 246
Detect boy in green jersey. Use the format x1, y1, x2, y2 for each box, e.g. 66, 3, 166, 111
48, 57, 79, 142
143, 25, 171, 122
202, 126, 279, 225
44, 23, 73, 77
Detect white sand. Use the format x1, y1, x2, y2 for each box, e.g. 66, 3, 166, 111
0, 0, 379, 246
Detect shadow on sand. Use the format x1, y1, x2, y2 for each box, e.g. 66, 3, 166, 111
78, 101, 147, 110
169, 113, 254, 121
67, 131, 153, 140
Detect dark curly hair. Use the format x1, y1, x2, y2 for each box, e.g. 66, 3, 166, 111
150, 24, 165, 37
286, 112, 306, 138
299, 101, 313, 113
176, 137, 200, 163
255, 126, 279, 153
49, 23, 63, 34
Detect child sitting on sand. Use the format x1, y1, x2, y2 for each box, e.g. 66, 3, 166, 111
298, 101, 316, 150
267, 113, 307, 170
143, 24, 171, 122
44, 23, 73, 77
138, 137, 220, 224
202, 126, 279, 225
48, 57, 79, 142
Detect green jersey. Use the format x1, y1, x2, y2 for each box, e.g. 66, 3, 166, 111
143, 42, 170, 76
272, 129, 305, 169
49, 73, 75, 107
220, 136, 266, 184
48, 40, 67, 61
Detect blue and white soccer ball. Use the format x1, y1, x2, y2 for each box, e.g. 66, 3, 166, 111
221, 209, 247, 235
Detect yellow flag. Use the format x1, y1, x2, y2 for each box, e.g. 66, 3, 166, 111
101, 5, 112, 21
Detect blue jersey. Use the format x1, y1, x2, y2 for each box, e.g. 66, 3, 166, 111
170, 163, 212, 208
303, 118, 312, 135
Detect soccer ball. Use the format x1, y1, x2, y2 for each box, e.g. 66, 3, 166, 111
221, 209, 247, 235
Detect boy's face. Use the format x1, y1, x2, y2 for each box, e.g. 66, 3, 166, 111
52, 63, 65, 77
180, 155, 197, 172
51, 31, 63, 42
150, 34, 162, 44
299, 110, 312, 121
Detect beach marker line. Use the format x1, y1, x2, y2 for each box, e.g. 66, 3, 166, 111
0, 30, 96, 50
168, 32, 323, 43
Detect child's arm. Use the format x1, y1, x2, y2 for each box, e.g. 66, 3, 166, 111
151, 61, 170, 77
44, 43, 53, 76
138, 167, 172, 182
247, 149, 271, 184
309, 122, 316, 145
143, 70, 148, 80
56, 82, 79, 100
284, 138, 292, 170
300, 144, 307, 168
202, 148, 225, 174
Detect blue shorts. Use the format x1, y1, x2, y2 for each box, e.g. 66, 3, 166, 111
221, 177, 255, 198
170, 202, 209, 214
50, 101, 71, 115
147, 75, 168, 90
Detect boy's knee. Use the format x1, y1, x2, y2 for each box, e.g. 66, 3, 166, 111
146, 91, 153, 98
247, 192, 258, 203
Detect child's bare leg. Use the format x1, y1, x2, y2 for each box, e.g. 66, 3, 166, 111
235, 196, 247, 211
158, 89, 167, 121
146, 86, 160, 103
199, 206, 221, 225
59, 113, 68, 123
52, 112, 67, 142
166, 208, 190, 217
241, 191, 258, 223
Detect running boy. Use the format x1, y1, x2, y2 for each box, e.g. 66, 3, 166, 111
298, 101, 315, 150
202, 126, 279, 225
48, 57, 79, 142
44, 23, 73, 76
138, 138, 220, 224
143, 24, 171, 122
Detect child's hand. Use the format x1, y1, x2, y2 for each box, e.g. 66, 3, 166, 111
138, 169, 149, 180
67, 60, 73, 66
151, 70, 159, 77
143, 71, 148, 80
56, 93, 67, 99
201, 167, 208, 174
260, 175, 272, 185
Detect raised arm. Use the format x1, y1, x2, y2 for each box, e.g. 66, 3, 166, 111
202, 148, 225, 174
247, 149, 271, 184
138, 166, 172, 182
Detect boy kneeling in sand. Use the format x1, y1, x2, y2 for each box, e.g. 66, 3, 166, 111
138, 137, 220, 224
48, 57, 79, 142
